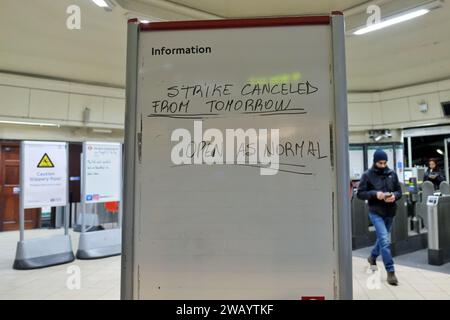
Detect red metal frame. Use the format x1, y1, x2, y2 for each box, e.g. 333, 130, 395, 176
137, 15, 331, 31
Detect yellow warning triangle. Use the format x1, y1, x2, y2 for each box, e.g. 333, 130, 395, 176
37, 153, 55, 168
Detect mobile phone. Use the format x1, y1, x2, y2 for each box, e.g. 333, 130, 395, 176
384, 192, 393, 199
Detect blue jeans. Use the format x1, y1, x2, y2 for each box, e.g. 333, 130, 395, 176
368, 212, 395, 272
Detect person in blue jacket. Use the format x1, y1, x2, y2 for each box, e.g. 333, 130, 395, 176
357, 149, 402, 286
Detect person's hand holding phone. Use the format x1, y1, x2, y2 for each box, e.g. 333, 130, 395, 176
376, 191, 385, 200
384, 192, 395, 203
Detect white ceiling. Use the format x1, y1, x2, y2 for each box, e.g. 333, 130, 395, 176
0, 0, 128, 88
346, 0, 450, 91
0, 0, 449, 91
163, 0, 366, 17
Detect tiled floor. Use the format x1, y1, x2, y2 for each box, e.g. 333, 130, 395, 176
0, 229, 120, 300
352, 247, 450, 300
0, 228, 449, 299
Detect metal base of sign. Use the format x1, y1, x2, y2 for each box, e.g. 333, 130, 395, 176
13, 235, 75, 270
74, 212, 100, 232
76, 228, 122, 259
73, 224, 105, 233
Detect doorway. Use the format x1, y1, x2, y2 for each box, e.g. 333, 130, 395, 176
0, 141, 41, 231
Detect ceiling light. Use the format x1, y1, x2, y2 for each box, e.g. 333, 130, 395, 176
354, 9, 429, 35
353, 0, 443, 35
91, 0, 109, 7
437, 149, 444, 155
140, 20, 150, 24
92, 128, 113, 134
0, 120, 60, 127
91, 0, 115, 11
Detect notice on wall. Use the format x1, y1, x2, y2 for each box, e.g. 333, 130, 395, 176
83, 142, 122, 204
349, 145, 365, 180
22, 141, 68, 209
395, 145, 404, 179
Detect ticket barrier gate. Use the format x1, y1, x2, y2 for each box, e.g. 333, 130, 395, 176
427, 195, 450, 265
351, 182, 428, 255
390, 194, 427, 256
416, 181, 435, 231
390, 180, 428, 256
439, 181, 450, 195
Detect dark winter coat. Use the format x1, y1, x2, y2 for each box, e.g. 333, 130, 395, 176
357, 165, 402, 217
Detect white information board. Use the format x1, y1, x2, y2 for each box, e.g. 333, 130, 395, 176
349, 146, 365, 180
123, 15, 351, 300
395, 145, 404, 181
21, 141, 68, 209
83, 142, 122, 204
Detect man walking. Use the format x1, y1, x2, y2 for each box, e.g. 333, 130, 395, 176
357, 149, 402, 285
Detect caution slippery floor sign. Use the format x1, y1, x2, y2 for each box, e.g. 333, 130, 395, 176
37, 153, 55, 168
22, 141, 68, 208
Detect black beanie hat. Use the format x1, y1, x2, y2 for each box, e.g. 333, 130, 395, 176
373, 149, 388, 163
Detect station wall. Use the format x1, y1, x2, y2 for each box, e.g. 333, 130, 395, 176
1, 72, 450, 143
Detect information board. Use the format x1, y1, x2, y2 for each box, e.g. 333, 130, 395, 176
122, 14, 351, 300
83, 141, 122, 204
21, 141, 68, 209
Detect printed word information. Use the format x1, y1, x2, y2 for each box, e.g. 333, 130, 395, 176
152, 45, 212, 56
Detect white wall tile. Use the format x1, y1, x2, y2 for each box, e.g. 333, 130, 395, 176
380, 98, 410, 125
103, 97, 125, 124
29, 89, 69, 120
348, 102, 373, 126
68, 94, 104, 123
0, 85, 30, 117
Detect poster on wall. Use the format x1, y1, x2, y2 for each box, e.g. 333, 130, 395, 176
395, 145, 404, 181
349, 145, 365, 179
22, 141, 68, 209
83, 142, 122, 204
